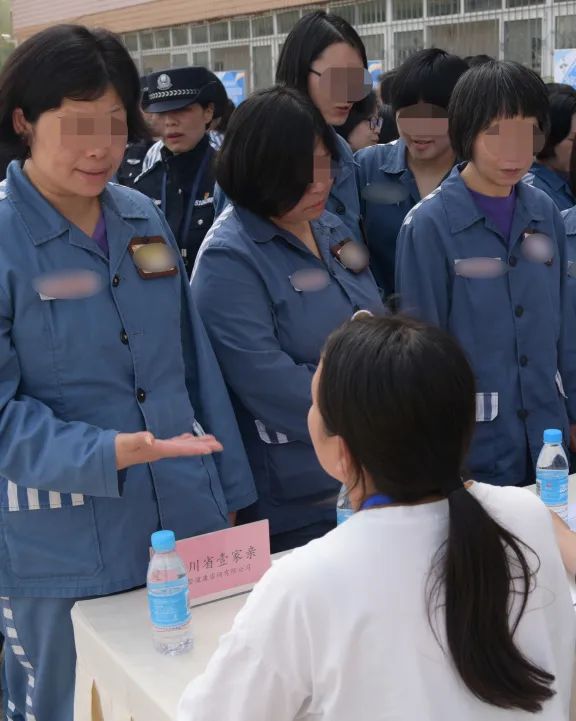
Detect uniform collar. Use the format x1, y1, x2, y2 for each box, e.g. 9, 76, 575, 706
378, 138, 408, 174
529, 161, 569, 192
235, 205, 341, 244
333, 130, 357, 187
6, 160, 147, 247
563, 207, 576, 235
440, 163, 545, 235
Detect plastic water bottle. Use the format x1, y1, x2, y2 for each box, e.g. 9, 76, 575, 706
147, 530, 193, 655
336, 486, 354, 525
536, 428, 569, 522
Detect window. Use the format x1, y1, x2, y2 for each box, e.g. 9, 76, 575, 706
140, 31, 154, 51
392, 0, 422, 19
191, 25, 208, 45
123, 33, 139, 52
504, 19, 542, 73
210, 21, 229, 43
231, 19, 250, 39
171, 26, 189, 47
428, 0, 460, 16
362, 33, 386, 62
253, 45, 273, 89
507, 0, 541, 6
277, 10, 300, 34
155, 29, 171, 49
465, 0, 500, 9
358, 0, 386, 24
428, 20, 498, 57
330, 4, 356, 23
193, 51, 209, 66
556, 15, 576, 49
171, 53, 189, 68
394, 30, 424, 66
252, 15, 274, 36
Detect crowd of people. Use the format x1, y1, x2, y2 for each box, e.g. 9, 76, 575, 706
1, 8, 576, 721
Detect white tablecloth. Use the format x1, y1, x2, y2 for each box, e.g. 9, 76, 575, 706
72, 479, 576, 721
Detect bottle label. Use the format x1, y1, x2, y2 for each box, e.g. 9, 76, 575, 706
337, 508, 354, 525
537, 469, 568, 508
147, 579, 191, 629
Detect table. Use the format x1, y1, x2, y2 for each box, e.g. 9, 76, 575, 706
73, 479, 576, 721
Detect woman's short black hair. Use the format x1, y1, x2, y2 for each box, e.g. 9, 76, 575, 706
379, 70, 396, 105
276, 10, 368, 93
537, 84, 576, 161
0, 24, 148, 160
335, 91, 377, 143
464, 54, 495, 68
379, 104, 400, 144
216, 86, 340, 218
390, 48, 469, 113
449, 61, 550, 162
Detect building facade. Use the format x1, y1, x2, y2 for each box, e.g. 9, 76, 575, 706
12, 0, 576, 87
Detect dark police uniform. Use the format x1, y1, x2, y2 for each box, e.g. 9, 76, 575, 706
134, 67, 227, 276
117, 138, 154, 188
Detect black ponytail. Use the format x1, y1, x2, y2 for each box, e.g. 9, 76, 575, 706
429, 488, 554, 711
319, 315, 555, 712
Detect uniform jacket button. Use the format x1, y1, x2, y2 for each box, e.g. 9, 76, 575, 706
112, 275, 121, 288
120, 330, 129, 345
514, 305, 524, 318
509, 256, 517, 267
137, 388, 146, 403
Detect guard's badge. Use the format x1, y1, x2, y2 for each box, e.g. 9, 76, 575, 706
157, 73, 172, 91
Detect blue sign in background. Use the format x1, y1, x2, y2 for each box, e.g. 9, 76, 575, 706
369, 60, 383, 89
554, 49, 576, 88
215, 71, 246, 106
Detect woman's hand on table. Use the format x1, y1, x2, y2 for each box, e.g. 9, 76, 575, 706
115, 432, 223, 471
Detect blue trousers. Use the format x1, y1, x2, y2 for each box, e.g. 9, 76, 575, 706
0, 597, 77, 721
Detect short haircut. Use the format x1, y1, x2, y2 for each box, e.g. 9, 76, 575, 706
464, 54, 495, 68
276, 11, 368, 96
216, 86, 340, 218
335, 91, 377, 142
379, 104, 400, 144
390, 48, 469, 113
0, 24, 148, 160
537, 84, 576, 160
448, 61, 550, 162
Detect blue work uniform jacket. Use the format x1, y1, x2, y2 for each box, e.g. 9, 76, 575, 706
191, 205, 384, 535
562, 207, 576, 317
0, 162, 256, 598
523, 162, 575, 212
396, 165, 576, 487
356, 138, 454, 296
213, 131, 363, 244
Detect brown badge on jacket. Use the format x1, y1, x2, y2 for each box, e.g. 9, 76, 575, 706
128, 237, 178, 279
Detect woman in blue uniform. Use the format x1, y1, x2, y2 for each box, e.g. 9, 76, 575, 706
192, 87, 384, 553
524, 84, 576, 211
0, 25, 255, 721
396, 60, 576, 488
214, 10, 371, 244
356, 49, 469, 295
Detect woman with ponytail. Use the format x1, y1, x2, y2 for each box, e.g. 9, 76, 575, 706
178, 314, 575, 721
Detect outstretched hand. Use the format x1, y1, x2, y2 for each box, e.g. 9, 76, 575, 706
116, 432, 223, 471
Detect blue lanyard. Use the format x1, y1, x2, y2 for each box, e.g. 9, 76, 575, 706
161, 148, 211, 246
361, 493, 394, 510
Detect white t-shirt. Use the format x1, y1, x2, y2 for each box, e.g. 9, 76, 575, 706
177, 483, 576, 721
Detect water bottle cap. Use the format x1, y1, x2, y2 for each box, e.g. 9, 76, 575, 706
151, 530, 176, 552
543, 428, 562, 445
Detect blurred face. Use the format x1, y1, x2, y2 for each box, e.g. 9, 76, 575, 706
143, 110, 162, 138
548, 113, 576, 174
13, 86, 128, 198
308, 364, 346, 484
467, 115, 543, 194
277, 141, 335, 223
308, 42, 370, 126
157, 102, 214, 154
396, 102, 452, 163
347, 116, 381, 153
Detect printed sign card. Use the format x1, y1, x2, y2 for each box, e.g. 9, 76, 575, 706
174, 520, 271, 604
